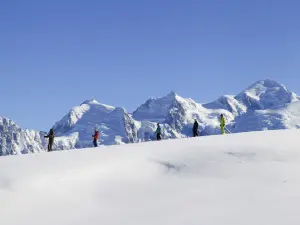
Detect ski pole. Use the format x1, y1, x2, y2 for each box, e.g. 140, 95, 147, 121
225, 126, 232, 134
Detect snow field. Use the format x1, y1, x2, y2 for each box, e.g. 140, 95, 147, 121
1, 129, 300, 225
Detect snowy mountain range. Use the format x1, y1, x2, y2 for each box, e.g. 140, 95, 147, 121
1, 79, 300, 155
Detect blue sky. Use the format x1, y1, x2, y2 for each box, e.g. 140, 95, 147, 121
1, 0, 300, 131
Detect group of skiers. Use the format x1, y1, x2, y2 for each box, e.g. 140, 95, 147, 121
44, 114, 226, 151
153, 114, 226, 140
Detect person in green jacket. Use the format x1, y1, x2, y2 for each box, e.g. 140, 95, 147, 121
220, 114, 225, 134
154, 123, 162, 140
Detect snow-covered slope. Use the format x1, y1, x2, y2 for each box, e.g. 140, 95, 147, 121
233, 100, 300, 132
1, 79, 300, 154
1, 129, 300, 225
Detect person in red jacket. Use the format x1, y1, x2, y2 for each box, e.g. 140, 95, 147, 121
92, 129, 99, 147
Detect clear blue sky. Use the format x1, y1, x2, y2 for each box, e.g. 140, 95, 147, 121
1, 0, 300, 131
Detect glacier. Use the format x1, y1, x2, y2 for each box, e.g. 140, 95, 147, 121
1, 79, 300, 155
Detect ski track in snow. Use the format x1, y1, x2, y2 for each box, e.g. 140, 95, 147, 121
1, 129, 300, 225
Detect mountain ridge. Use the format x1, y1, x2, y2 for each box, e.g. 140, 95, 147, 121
1, 79, 299, 155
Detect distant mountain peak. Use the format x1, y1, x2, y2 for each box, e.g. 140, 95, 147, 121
167, 91, 177, 97
0, 116, 17, 126
81, 99, 100, 105
246, 79, 287, 91
235, 79, 297, 110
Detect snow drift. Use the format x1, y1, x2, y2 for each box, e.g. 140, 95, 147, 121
1, 129, 300, 225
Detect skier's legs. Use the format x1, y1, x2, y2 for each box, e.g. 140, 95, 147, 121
49, 140, 53, 151
221, 126, 225, 134
157, 134, 161, 140
93, 139, 98, 147
47, 141, 52, 151
193, 129, 199, 137
194, 130, 198, 137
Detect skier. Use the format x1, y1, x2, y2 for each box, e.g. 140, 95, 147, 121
193, 119, 199, 137
154, 123, 162, 140
44, 128, 54, 151
220, 114, 225, 134
92, 129, 99, 147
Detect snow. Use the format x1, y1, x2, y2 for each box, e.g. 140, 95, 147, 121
52, 101, 137, 147
1, 129, 300, 225
132, 91, 180, 121
1, 79, 300, 155
0, 117, 46, 155
233, 100, 300, 132
235, 79, 298, 110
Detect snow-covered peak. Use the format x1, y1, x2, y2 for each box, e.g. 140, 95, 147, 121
235, 79, 298, 110
159, 91, 181, 103
203, 95, 247, 115
53, 99, 116, 135
81, 99, 100, 105
80, 99, 115, 110
239, 79, 288, 96
166, 90, 177, 97
132, 92, 187, 121
0, 117, 46, 155
0, 116, 17, 127
50, 98, 140, 147
108, 107, 127, 118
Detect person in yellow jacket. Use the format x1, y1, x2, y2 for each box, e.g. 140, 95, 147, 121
220, 114, 225, 134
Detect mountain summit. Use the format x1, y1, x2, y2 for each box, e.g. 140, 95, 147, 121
235, 79, 298, 110
132, 91, 185, 122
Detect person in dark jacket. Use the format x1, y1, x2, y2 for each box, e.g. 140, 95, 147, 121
44, 129, 54, 151
154, 123, 162, 140
92, 129, 99, 147
193, 119, 199, 137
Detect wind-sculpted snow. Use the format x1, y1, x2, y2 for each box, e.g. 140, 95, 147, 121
1, 129, 300, 225
1, 79, 300, 154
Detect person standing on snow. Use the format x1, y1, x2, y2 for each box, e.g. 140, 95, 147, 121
44, 128, 54, 151
220, 114, 225, 134
154, 123, 162, 140
92, 129, 99, 147
193, 119, 199, 137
